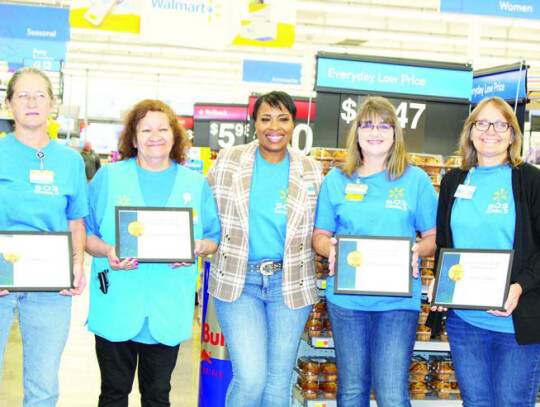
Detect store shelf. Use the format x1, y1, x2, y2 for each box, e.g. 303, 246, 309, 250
414, 340, 450, 352
293, 385, 337, 407
302, 332, 334, 349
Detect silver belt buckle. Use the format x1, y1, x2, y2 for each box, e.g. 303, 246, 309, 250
259, 260, 274, 276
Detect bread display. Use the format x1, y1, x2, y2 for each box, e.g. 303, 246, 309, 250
416, 325, 431, 341
305, 318, 323, 337
410, 361, 429, 381
409, 381, 429, 399
332, 150, 348, 160
312, 148, 332, 158
320, 381, 337, 399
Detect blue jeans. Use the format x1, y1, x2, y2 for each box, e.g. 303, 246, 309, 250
327, 301, 418, 407
213, 269, 311, 407
0, 292, 71, 406
447, 311, 540, 407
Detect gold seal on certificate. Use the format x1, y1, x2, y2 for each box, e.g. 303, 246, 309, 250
116, 206, 195, 263
128, 221, 145, 237
432, 248, 514, 310
335, 235, 413, 297
347, 250, 364, 268
3, 253, 21, 263
0, 231, 73, 292
448, 264, 465, 281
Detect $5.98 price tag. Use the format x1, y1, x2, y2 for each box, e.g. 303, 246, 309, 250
209, 121, 248, 150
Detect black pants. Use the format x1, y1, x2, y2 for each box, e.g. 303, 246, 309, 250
95, 335, 180, 407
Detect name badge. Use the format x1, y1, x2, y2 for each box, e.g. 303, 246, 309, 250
454, 184, 476, 199
29, 170, 55, 184
345, 183, 368, 201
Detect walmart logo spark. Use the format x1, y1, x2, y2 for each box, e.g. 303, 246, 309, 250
493, 188, 508, 203
280, 189, 289, 202
389, 188, 404, 199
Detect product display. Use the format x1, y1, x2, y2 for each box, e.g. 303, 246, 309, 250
296, 357, 338, 400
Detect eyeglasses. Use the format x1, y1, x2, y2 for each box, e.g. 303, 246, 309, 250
358, 122, 394, 132
473, 121, 510, 133
13, 91, 49, 103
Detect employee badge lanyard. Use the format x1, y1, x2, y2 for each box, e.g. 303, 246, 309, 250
345, 171, 369, 201
29, 150, 55, 184
454, 167, 476, 199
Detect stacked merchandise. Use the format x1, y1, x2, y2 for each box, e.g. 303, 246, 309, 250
304, 299, 332, 339
409, 357, 461, 400
295, 357, 338, 400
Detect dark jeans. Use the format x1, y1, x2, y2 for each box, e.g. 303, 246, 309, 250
447, 311, 540, 407
95, 335, 180, 407
327, 301, 418, 407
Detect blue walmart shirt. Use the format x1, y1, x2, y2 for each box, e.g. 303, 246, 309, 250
315, 166, 437, 312
248, 148, 289, 261
451, 164, 515, 333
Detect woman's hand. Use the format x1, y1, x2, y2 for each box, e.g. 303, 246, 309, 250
60, 263, 86, 296
428, 279, 448, 312
327, 237, 337, 276
107, 245, 138, 270
170, 239, 214, 269
488, 283, 522, 317
0, 289, 9, 297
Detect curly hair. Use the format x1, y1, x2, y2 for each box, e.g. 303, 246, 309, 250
118, 99, 187, 164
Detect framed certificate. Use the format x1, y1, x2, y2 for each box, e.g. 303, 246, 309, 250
432, 249, 514, 310
115, 206, 195, 263
335, 235, 413, 296
0, 231, 73, 292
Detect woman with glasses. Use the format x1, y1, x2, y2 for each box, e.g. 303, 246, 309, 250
430, 96, 540, 406
0, 67, 88, 405
312, 96, 437, 406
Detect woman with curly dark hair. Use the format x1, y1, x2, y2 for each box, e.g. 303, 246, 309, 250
85, 99, 220, 406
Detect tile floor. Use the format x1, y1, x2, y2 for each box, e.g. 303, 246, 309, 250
0, 254, 201, 406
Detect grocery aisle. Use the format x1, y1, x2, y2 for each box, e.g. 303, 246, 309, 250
0, 254, 201, 406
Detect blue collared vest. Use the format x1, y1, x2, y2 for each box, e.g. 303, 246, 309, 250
88, 159, 203, 346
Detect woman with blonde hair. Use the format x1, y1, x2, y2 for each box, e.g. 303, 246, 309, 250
430, 96, 540, 406
313, 96, 437, 406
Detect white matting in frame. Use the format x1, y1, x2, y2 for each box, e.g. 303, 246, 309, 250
0, 231, 73, 291
432, 248, 514, 311
335, 235, 413, 297
116, 206, 195, 263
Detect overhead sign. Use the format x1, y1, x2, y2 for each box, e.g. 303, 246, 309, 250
0, 4, 70, 42
194, 105, 248, 121
441, 0, 540, 20
140, 0, 245, 49
70, 0, 140, 34
232, 0, 295, 48
472, 69, 527, 104
242, 60, 301, 85
316, 56, 473, 101
0, 38, 66, 66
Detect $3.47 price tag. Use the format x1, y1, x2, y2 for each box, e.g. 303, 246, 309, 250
340, 97, 426, 130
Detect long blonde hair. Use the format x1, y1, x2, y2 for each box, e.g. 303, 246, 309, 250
341, 96, 409, 180
458, 96, 523, 170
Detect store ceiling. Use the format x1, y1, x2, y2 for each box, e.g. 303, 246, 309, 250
5, 0, 540, 105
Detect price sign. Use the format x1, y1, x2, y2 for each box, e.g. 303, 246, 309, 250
209, 121, 248, 150
338, 94, 427, 152
23, 58, 61, 71
193, 104, 248, 150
